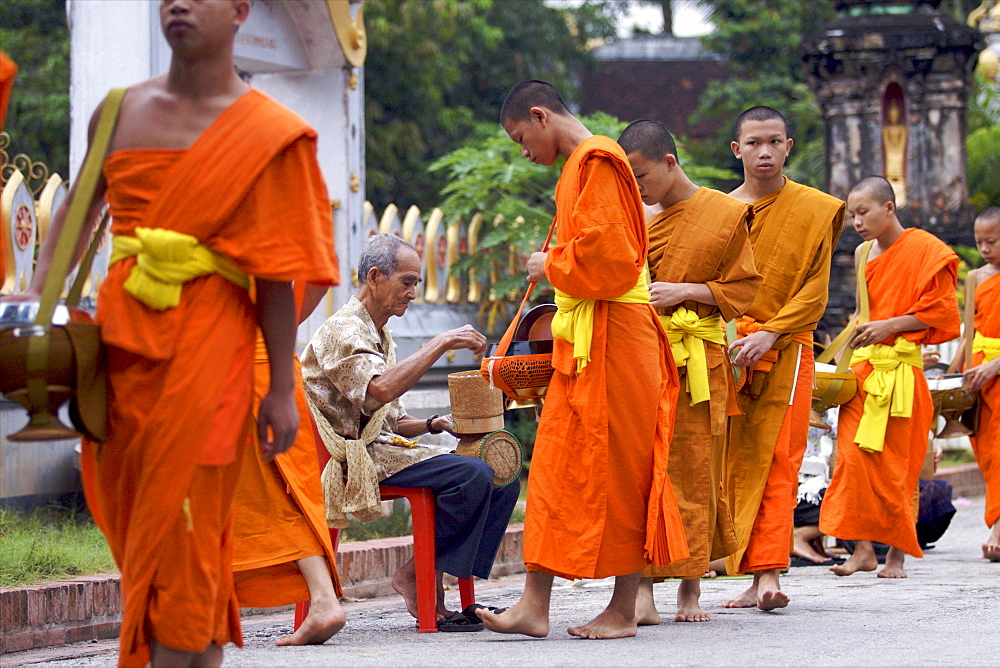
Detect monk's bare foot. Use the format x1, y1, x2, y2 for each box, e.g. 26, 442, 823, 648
877, 547, 907, 579
391, 560, 419, 619
829, 551, 878, 576
567, 608, 637, 639
722, 583, 758, 608
634, 578, 661, 626
757, 589, 789, 611
754, 570, 788, 611
983, 522, 1000, 561
675, 579, 709, 622
275, 597, 346, 645
793, 538, 829, 563
478, 601, 549, 638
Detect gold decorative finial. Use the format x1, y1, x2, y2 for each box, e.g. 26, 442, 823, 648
327, 0, 367, 68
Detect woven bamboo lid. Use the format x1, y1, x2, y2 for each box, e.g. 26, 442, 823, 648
448, 370, 504, 433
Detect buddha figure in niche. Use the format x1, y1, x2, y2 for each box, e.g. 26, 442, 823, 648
882, 100, 908, 207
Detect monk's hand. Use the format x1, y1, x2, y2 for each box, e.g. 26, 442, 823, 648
257, 388, 299, 461
964, 358, 1000, 393
648, 282, 688, 308
442, 325, 488, 355
849, 320, 896, 349
728, 330, 780, 367
526, 252, 548, 283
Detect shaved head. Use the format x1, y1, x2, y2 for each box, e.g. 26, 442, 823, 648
851, 175, 896, 208
734, 106, 788, 140
500, 80, 569, 124
977, 206, 1000, 228
617, 120, 678, 164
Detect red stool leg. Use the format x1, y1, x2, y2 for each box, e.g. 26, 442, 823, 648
294, 601, 309, 630
458, 577, 475, 610
407, 487, 439, 632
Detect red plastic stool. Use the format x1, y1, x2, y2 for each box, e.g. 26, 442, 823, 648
379, 485, 476, 632
293, 416, 475, 633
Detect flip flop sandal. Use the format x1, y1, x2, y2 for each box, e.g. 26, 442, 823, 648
437, 611, 484, 632
461, 603, 508, 618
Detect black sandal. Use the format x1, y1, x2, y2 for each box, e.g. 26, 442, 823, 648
437, 611, 484, 632
461, 603, 508, 618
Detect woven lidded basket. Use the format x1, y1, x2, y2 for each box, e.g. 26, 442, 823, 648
455, 430, 522, 487
448, 370, 505, 433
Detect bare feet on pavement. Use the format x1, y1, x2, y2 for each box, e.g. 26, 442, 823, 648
830, 545, 878, 577
634, 578, 661, 626
723, 570, 788, 611
567, 608, 637, 639
391, 560, 420, 619
478, 601, 549, 638
983, 522, 1000, 562
275, 597, 346, 645
877, 547, 907, 578
722, 583, 758, 609
675, 578, 709, 622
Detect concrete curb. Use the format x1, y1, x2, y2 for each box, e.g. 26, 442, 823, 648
0, 524, 526, 654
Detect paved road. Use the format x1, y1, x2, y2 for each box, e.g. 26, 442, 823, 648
11, 496, 1000, 666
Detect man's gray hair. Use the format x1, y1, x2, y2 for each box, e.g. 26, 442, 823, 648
358, 233, 415, 281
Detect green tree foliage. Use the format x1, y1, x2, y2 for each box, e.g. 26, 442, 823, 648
691, 0, 836, 187
431, 112, 737, 313
364, 0, 619, 211
0, 0, 69, 178
967, 70, 1000, 210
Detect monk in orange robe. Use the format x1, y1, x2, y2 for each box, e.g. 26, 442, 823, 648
9, 2, 339, 666
478, 81, 687, 640
231, 283, 345, 645
617, 120, 760, 623
821, 176, 959, 578
957, 208, 1000, 560
0, 50, 16, 132
724, 106, 845, 611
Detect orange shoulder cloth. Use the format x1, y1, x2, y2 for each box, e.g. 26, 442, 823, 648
649, 187, 752, 284
749, 179, 845, 317
137, 89, 315, 241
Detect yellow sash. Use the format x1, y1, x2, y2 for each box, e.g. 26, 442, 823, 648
973, 331, 1000, 367
110, 227, 250, 311
850, 336, 923, 453
660, 308, 724, 405
552, 266, 651, 374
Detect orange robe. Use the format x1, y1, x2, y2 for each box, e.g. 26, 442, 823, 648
231, 338, 342, 606
725, 179, 845, 575
972, 272, 1000, 529
820, 228, 960, 557
80, 90, 338, 667
524, 135, 687, 579
643, 188, 761, 579
0, 50, 16, 132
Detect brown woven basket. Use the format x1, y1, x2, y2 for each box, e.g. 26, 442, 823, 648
448, 370, 505, 433
455, 430, 522, 487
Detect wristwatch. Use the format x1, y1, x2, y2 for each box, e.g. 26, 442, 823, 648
426, 415, 443, 434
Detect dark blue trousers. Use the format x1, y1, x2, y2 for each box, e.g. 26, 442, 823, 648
380, 453, 519, 580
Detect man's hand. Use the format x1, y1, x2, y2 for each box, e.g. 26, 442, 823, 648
435, 414, 458, 436
964, 358, 1000, 393
648, 282, 689, 309
257, 388, 299, 461
850, 319, 899, 349
439, 325, 488, 355
728, 330, 781, 367
526, 251, 548, 283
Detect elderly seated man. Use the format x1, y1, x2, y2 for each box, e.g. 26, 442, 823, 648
301, 233, 519, 631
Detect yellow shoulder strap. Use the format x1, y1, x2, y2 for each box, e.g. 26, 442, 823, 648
25, 89, 126, 413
